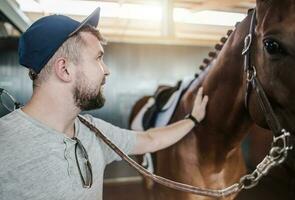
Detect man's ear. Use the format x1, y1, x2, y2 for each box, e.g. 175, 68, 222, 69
53, 57, 73, 82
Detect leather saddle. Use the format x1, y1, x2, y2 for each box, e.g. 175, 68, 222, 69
142, 81, 181, 130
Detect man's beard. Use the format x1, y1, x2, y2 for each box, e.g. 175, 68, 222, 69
73, 73, 105, 111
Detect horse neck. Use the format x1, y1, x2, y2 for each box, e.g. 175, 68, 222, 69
205, 34, 251, 140
183, 13, 254, 153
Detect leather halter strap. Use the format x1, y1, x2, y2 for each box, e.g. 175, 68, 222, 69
243, 8, 256, 110
242, 9, 283, 137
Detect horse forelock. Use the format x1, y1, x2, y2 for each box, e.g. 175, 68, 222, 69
257, 0, 295, 30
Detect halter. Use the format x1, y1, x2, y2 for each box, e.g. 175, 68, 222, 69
242, 9, 283, 137
240, 8, 293, 189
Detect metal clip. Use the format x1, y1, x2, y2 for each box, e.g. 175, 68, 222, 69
270, 129, 292, 164
242, 33, 253, 55
246, 66, 257, 82
239, 174, 259, 189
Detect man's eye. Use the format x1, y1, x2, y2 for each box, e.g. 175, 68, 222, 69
263, 39, 286, 55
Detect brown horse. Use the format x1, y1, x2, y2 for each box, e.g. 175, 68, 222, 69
129, 1, 295, 200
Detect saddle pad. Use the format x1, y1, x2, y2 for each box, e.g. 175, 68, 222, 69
131, 76, 195, 131
131, 97, 155, 131
155, 76, 195, 127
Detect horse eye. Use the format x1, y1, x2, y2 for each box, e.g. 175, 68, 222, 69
263, 39, 285, 55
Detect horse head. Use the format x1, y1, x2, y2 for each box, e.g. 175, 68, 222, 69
248, 0, 295, 134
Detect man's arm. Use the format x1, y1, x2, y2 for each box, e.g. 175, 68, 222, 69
131, 87, 208, 155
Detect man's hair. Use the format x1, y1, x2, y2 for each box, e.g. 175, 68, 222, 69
30, 25, 106, 88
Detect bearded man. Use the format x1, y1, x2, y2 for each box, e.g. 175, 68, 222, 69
0, 7, 208, 200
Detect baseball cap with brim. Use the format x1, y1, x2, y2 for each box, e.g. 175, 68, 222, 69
18, 7, 100, 74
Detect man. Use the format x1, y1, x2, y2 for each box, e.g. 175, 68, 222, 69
0, 7, 208, 200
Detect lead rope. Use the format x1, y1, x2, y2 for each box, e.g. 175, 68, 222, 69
78, 115, 292, 198
78, 115, 241, 198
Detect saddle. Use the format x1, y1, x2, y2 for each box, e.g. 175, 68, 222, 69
130, 77, 195, 132
130, 77, 194, 176
142, 81, 181, 130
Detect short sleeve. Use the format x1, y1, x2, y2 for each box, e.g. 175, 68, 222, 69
81, 114, 137, 165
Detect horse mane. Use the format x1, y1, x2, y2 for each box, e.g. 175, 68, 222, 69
195, 9, 253, 79
195, 27, 235, 77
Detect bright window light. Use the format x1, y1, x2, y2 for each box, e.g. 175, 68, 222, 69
16, 0, 162, 21
119, 4, 161, 21
174, 8, 246, 26
16, 0, 43, 13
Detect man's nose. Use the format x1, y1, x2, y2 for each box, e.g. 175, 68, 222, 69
102, 63, 110, 76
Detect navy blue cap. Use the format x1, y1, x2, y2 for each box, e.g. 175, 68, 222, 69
18, 7, 100, 74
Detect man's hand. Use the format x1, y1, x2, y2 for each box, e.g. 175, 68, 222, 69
191, 87, 209, 122
132, 86, 209, 155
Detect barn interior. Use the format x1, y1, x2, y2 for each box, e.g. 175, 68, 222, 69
1, 1, 274, 200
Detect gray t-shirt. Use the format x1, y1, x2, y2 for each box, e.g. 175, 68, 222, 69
0, 109, 137, 200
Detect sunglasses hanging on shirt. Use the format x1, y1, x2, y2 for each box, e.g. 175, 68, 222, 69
0, 88, 22, 112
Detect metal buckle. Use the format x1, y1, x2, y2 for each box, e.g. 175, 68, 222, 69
246, 66, 257, 82
242, 33, 252, 55
270, 129, 293, 163
239, 129, 293, 190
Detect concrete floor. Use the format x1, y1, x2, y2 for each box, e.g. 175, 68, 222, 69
103, 179, 153, 200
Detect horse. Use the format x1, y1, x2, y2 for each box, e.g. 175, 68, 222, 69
129, 1, 295, 199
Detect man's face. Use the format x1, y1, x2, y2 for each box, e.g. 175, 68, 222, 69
73, 32, 109, 111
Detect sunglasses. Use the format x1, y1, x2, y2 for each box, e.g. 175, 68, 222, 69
0, 88, 21, 112
73, 137, 93, 188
